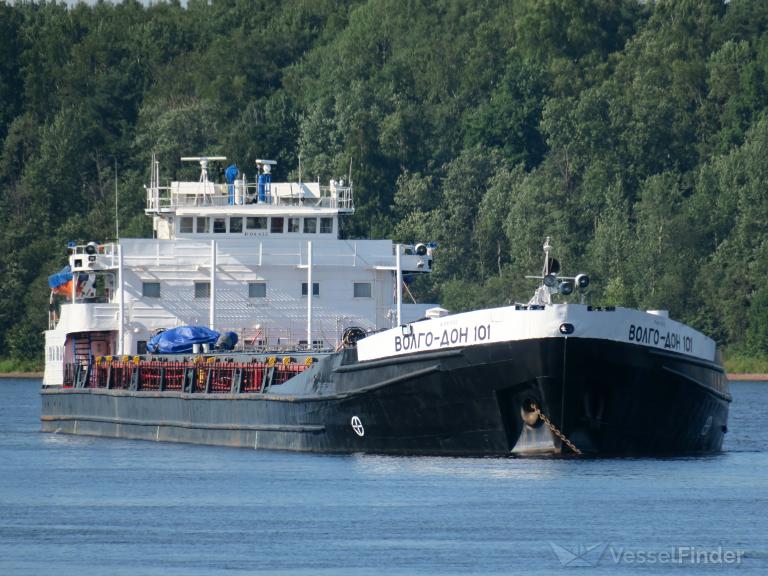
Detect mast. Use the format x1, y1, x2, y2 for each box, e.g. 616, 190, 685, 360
114, 158, 119, 240
118, 243, 125, 355
307, 240, 313, 349
526, 236, 589, 306
396, 244, 402, 325
210, 240, 216, 330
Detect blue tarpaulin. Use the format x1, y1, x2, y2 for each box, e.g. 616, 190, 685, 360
147, 326, 220, 354
48, 266, 73, 289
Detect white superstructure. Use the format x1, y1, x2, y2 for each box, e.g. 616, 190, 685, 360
43, 156, 433, 385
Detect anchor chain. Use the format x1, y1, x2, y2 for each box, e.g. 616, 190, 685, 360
531, 403, 582, 455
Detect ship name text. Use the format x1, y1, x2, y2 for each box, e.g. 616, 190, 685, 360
628, 324, 693, 353
394, 324, 491, 352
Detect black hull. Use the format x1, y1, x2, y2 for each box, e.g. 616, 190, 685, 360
41, 338, 730, 456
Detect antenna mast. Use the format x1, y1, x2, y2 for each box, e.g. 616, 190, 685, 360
114, 157, 119, 240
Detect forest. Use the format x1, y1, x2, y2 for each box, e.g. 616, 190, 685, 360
0, 0, 767, 370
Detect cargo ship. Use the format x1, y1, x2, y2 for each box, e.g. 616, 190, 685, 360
41, 155, 730, 455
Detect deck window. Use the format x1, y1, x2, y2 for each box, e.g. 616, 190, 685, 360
213, 217, 227, 233
287, 217, 300, 233
196, 217, 209, 233
142, 282, 161, 298
270, 217, 284, 233
301, 282, 320, 296
246, 216, 267, 230
179, 217, 194, 234
194, 282, 210, 298
249, 282, 266, 298
320, 217, 333, 234
303, 217, 317, 234
354, 282, 372, 298
230, 217, 243, 233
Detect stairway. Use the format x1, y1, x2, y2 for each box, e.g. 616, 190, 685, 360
71, 335, 92, 388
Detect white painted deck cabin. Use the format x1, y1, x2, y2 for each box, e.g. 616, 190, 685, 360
43, 157, 433, 385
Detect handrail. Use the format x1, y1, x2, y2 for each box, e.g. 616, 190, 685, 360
63, 358, 312, 393
146, 184, 354, 212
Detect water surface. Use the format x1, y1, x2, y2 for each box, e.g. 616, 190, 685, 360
0, 379, 766, 575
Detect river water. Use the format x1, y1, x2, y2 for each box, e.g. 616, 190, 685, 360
0, 379, 766, 575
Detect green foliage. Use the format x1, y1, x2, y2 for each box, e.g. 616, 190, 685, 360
746, 287, 768, 355
723, 349, 768, 375
0, 357, 43, 374
4, 323, 44, 362
1, 0, 768, 361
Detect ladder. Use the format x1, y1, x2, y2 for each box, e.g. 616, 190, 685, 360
72, 334, 92, 388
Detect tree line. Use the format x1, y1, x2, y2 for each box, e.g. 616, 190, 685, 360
0, 0, 767, 365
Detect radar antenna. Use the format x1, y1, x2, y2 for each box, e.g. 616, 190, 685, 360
255, 159, 277, 172
181, 156, 227, 183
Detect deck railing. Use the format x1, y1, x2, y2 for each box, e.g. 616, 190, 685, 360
146, 184, 353, 212
63, 356, 313, 394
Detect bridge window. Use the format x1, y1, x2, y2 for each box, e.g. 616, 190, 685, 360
246, 216, 267, 230
320, 217, 333, 234
213, 217, 227, 233
196, 217, 209, 233
179, 217, 193, 234
303, 217, 317, 234
230, 217, 243, 233
287, 217, 300, 233
354, 282, 372, 298
301, 282, 319, 296
142, 282, 160, 298
194, 282, 210, 298
249, 282, 266, 298
270, 217, 284, 233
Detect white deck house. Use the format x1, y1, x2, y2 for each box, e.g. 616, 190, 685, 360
43, 157, 433, 385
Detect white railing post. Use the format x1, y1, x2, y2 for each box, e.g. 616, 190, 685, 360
210, 240, 216, 330
396, 244, 402, 325
118, 243, 125, 355
307, 240, 313, 349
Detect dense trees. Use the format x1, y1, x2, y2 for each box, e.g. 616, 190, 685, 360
0, 0, 767, 364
